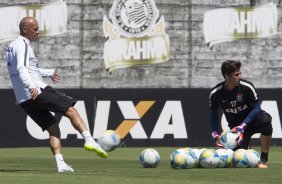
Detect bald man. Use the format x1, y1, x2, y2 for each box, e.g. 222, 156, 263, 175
5, 17, 108, 172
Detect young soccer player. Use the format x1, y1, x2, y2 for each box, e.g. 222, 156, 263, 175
5, 17, 108, 172
209, 60, 272, 168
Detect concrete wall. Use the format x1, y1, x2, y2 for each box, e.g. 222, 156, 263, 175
0, 0, 281, 89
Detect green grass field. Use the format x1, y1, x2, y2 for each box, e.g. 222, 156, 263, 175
0, 147, 281, 184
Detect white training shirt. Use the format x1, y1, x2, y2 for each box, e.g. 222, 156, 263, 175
6, 35, 54, 104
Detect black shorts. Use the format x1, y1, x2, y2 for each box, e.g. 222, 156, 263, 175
20, 86, 77, 131
232, 111, 272, 149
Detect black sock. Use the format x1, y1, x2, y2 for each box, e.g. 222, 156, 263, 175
261, 152, 268, 162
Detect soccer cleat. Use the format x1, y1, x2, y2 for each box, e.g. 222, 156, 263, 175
257, 161, 268, 169
84, 142, 108, 158
58, 164, 74, 173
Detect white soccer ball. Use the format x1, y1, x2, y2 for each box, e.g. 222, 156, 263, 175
140, 148, 160, 168
182, 147, 193, 153
247, 149, 260, 168
192, 148, 202, 159
220, 130, 238, 149
199, 149, 219, 168
226, 149, 234, 167
192, 148, 201, 167
216, 149, 232, 168
97, 130, 120, 152
232, 149, 249, 168
169, 148, 195, 169
226, 149, 234, 157
185, 149, 198, 168
200, 148, 207, 154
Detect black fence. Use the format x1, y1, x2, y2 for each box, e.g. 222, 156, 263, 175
1, 88, 282, 147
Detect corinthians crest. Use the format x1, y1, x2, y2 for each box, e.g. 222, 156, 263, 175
103, 0, 170, 72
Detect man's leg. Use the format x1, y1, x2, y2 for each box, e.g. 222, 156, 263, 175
20, 100, 74, 172
64, 106, 88, 133
258, 134, 271, 168
47, 123, 61, 155
257, 112, 272, 168
260, 135, 271, 153
46, 123, 74, 172
64, 106, 108, 158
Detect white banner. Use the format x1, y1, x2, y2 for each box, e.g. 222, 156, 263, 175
203, 2, 278, 47
0, 0, 67, 43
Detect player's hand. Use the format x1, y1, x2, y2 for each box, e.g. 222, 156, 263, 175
212, 131, 224, 148
52, 68, 61, 83
30, 88, 41, 100
231, 122, 247, 145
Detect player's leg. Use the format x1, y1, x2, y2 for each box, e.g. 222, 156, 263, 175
20, 100, 73, 172
64, 106, 88, 132
36, 86, 108, 158
64, 106, 108, 158
47, 123, 61, 155
46, 123, 74, 172
260, 134, 271, 161
253, 111, 272, 168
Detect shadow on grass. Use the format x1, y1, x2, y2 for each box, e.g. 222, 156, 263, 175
0, 169, 55, 173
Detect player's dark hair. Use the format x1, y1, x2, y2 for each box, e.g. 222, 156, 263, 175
221, 60, 241, 78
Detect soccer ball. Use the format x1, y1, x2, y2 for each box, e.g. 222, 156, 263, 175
140, 148, 160, 168
199, 149, 219, 168
169, 148, 195, 169
192, 148, 201, 167
232, 149, 249, 168
220, 130, 238, 149
247, 149, 260, 168
182, 147, 193, 152
192, 148, 202, 159
226, 149, 234, 167
216, 149, 232, 168
226, 148, 234, 156
185, 149, 198, 168
97, 130, 120, 152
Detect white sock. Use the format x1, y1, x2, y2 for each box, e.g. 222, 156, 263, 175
82, 131, 96, 144
55, 154, 67, 168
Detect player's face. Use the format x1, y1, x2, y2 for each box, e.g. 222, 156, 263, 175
26, 20, 39, 42
227, 70, 241, 86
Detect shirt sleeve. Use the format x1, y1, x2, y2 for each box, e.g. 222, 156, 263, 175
242, 81, 261, 125
210, 110, 220, 132
243, 101, 261, 125
39, 68, 55, 77
209, 91, 220, 132
15, 41, 36, 89
245, 82, 259, 107
209, 92, 219, 111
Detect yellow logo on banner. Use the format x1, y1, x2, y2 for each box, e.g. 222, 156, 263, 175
115, 101, 155, 138
103, 0, 170, 73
